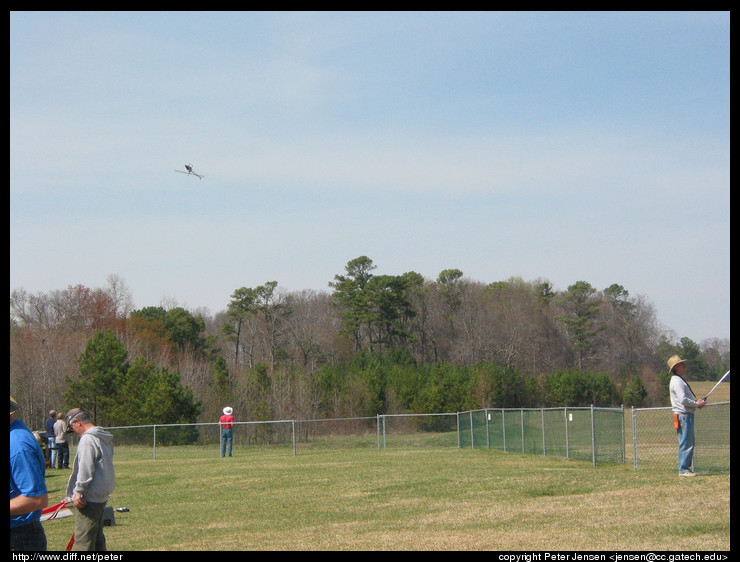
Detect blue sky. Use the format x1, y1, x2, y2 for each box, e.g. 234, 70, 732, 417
10, 11, 729, 343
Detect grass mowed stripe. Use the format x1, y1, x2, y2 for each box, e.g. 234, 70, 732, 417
43, 446, 729, 551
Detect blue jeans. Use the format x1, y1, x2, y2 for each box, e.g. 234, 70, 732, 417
221, 429, 233, 457
48, 437, 58, 468
676, 413, 695, 473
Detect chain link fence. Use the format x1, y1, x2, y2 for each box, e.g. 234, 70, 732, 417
631, 401, 730, 473
457, 406, 625, 466
100, 414, 460, 459
92, 402, 729, 472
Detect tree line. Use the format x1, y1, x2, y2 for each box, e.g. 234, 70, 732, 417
10, 258, 730, 430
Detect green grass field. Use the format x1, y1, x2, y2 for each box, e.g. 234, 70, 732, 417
41, 381, 729, 551
43, 443, 729, 551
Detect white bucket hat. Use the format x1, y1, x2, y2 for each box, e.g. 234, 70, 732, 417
223, 407, 233, 415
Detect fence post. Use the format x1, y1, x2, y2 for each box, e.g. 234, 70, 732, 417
631, 406, 638, 470
377, 414, 381, 450
564, 407, 569, 459
469, 411, 474, 449
486, 409, 491, 449
541, 409, 546, 456
291, 420, 296, 456
153, 425, 157, 460
502, 410, 507, 452
591, 405, 596, 467
620, 404, 626, 464
521, 409, 525, 454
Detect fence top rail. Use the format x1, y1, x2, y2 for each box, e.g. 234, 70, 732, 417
632, 401, 730, 413
381, 412, 456, 418
104, 419, 295, 430
100, 402, 727, 432
103, 413, 460, 431
458, 406, 625, 415
296, 416, 377, 423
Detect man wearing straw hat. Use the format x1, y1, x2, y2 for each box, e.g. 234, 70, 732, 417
667, 355, 705, 477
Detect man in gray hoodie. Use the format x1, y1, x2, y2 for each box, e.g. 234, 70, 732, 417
65, 408, 116, 551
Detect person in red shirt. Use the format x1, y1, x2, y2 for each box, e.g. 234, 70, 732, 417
219, 407, 235, 457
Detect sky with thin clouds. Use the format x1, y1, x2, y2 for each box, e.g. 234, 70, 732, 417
10, 11, 729, 343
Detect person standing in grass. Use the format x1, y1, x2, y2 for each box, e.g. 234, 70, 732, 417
65, 408, 116, 550
10, 396, 49, 551
220, 407, 235, 457
668, 355, 705, 477
53, 411, 70, 469
46, 410, 58, 469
